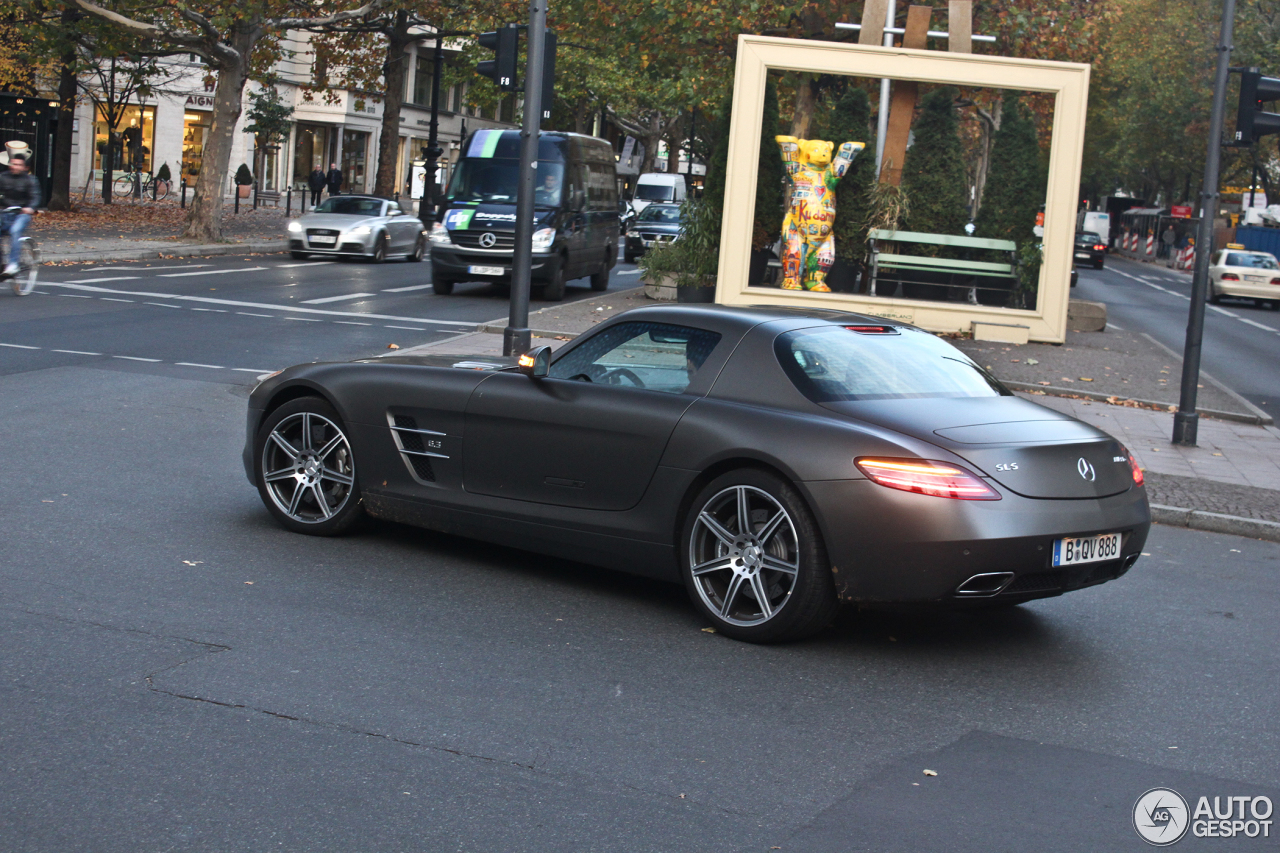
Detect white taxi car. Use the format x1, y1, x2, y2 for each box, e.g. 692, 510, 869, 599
1208, 247, 1280, 309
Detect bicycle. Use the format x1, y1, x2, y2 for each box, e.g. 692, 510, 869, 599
112, 170, 170, 202
1, 206, 39, 296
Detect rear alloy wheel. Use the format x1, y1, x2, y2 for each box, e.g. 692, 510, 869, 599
1208, 282, 1221, 304
254, 397, 363, 536
371, 233, 388, 264
541, 264, 566, 301
432, 276, 454, 295
407, 235, 425, 262
682, 469, 837, 643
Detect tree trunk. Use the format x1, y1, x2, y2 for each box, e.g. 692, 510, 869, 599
183, 25, 260, 242
372, 12, 411, 198
638, 115, 662, 175
789, 76, 817, 138
48, 50, 79, 211
101, 140, 115, 203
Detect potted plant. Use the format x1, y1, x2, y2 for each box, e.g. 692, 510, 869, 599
638, 197, 719, 302
235, 163, 254, 198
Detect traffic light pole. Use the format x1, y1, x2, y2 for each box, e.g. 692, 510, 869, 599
503, 0, 548, 357
1173, 0, 1235, 446
419, 35, 444, 227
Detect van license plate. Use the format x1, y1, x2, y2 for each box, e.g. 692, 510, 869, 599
1052, 532, 1121, 566
468, 265, 505, 276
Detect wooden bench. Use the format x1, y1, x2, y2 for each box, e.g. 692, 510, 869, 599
868, 229, 1019, 304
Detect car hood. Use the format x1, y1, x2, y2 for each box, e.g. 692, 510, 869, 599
442, 203, 555, 233
297, 213, 382, 229
822, 396, 1136, 499
365, 353, 518, 370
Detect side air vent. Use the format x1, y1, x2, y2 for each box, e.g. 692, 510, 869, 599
388, 413, 448, 484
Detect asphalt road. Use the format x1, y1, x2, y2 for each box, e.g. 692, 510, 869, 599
1075, 256, 1280, 415
2, 252, 1279, 851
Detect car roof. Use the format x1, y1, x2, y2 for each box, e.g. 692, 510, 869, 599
595, 302, 922, 335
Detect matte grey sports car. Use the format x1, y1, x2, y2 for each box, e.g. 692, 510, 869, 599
287, 195, 427, 262
244, 305, 1150, 643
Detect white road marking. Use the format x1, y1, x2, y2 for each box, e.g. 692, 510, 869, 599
231, 368, 272, 373
275, 261, 336, 268
616, 269, 641, 276
1107, 322, 1124, 330
112, 355, 161, 362
385, 325, 426, 331
38, 281, 476, 327
190, 307, 228, 313
100, 298, 135, 303
57, 294, 91, 298
2, 342, 269, 375
284, 316, 321, 322
1207, 306, 1239, 317
174, 362, 223, 369
334, 321, 372, 326
237, 312, 274, 318
145, 301, 182, 308
381, 284, 435, 292
65, 276, 141, 284
1238, 318, 1278, 332
302, 292, 373, 304
0, 343, 39, 349
52, 349, 101, 355
157, 266, 268, 278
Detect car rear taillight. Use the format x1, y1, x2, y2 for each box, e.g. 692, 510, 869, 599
1118, 443, 1144, 487
1221, 273, 1240, 281
844, 325, 897, 334
1094, 244, 1105, 251
1271, 277, 1280, 286
855, 458, 1001, 500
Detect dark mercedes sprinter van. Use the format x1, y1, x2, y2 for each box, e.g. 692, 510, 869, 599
428, 129, 620, 301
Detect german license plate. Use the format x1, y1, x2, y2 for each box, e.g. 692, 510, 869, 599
310, 235, 336, 245
1246, 274, 1267, 282
468, 265, 505, 276
1052, 532, 1121, 566
1075, 252, 1091, 259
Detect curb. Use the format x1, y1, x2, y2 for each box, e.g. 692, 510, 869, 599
1005, 381, 1272, 426
1150, 503, 1280, 542
41, 240, 288, 265
476, 324, 576, 338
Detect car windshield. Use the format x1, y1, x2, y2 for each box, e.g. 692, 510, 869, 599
1224, 252, 1279, 269
776, 326, 1007, 402
314, 197, 384, 216
637, 205, 681, 224
635, 183, 674, 201
446, 158, 565, 205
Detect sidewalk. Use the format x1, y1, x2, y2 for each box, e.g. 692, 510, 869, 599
35, 198, 289, 264
396, 286, 1280, 541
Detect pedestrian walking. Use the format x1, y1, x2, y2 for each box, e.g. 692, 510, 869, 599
326, 163, 343, 197
307, 165, 325, 206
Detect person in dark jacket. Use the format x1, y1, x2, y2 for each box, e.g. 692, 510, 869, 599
307, 165, 326, 206
0, 153, 40, 276
325, 163, 343, 197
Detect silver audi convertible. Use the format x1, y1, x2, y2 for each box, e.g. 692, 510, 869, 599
287, 195, 427, 262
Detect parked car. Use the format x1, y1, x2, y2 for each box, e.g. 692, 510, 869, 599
631, 172, 687, 214
624, 202, 683, 263
1073, 231, 1106, 270
287, 196, 426, 262
429, 129, 619, 301
1208, 248, 1280, 309
245, 304, 1150, 643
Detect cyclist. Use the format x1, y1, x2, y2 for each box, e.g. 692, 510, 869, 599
1, 152, 40, 277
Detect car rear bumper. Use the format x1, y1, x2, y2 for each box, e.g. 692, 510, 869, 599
803, 479, 1151, 605
1214, 278, 1280, 300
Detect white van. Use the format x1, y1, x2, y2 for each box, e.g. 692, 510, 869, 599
632, 173, 686, 213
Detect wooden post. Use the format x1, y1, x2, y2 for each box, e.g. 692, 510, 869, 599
877, 5, 932, 186
948, 0, 973, 54
858, 0, 889, 44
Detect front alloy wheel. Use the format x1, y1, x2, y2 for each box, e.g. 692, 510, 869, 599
255, 398, 362, 535
682, 470, 837, 642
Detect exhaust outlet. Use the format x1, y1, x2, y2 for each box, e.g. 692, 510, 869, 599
955, 572, 1015, 597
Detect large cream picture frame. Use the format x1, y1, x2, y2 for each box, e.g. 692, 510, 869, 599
716, 34, 1091, 344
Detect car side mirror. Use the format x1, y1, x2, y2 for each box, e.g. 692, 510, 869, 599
517, 345, 551, 379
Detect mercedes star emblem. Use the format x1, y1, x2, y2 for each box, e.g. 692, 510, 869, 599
1077, 457, 1096, 481
478, 232, 497, 248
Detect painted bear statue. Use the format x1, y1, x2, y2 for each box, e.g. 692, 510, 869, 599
775, 136, 865, 292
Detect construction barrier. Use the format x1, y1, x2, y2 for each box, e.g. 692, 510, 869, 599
1146, 232, 1155, 256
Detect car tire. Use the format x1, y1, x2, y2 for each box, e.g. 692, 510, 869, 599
681, 468, 838, 643
624, 251, 636, 264
590, 249, 612, 291
1208, 282, 1221, 304
541, 264, 566, 301
371, 233, 388, 264
291, 251, 309, 260
407, 235, 425, 262
432, 276, 455, 295
254, 397, 363, 537
1093, 260, 1104, 270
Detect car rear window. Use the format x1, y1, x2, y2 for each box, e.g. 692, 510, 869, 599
776, 326, 1008, 402
1225, 252, 1279, 269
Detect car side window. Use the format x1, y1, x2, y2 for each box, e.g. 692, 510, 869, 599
549, 321, 721, 394
387, 204, 402, 216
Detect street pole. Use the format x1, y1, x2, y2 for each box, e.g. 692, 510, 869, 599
1173, 0, 1236, 446
874, 0, 897, 172
504, 0, 547, 357
419, 35, 445, 227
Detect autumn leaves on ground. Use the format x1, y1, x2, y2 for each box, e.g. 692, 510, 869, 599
37, 199, 287, 243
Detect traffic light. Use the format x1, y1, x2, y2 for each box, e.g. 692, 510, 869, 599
540, 31, 556, 121
1233, 68, 1280, 145
477, 25, 519, 91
